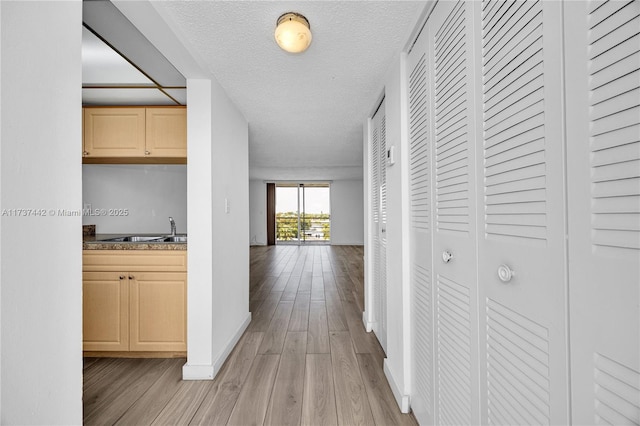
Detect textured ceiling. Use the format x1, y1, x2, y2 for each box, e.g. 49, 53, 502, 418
152, 1, 426, 180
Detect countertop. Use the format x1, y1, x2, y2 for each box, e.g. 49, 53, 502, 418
83, 234, 187, 250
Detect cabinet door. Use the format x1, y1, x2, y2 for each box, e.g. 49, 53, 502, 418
83, 272, 129, 351
129, 272, 187, 351
83, 250, 187, 273
83, 107, 145, 157
145, 107, 187, 158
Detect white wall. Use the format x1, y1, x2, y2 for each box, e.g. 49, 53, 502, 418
209, 78, 250, 372
1, 2, 82, 423
381, 51, 412, 412
185, 77, 251, 378
363, 51, 412, 411
249, 179, 364, 246
184, 79, 214, 376
330, 179, 365, 245
82, 164, 187, 234
249, 179, 267, 245
185, 78, 251, 380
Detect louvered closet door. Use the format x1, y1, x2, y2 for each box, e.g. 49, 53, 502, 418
476, 1, 569, 424
564, 1, 640, 424
371, 99, 388, 352
428, 1, 480, 424
407, 23, 434, 425
370, 104, 381, 342
378, 100, 388, 352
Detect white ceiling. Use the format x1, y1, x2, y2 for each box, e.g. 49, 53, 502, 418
85, 1, 427, 180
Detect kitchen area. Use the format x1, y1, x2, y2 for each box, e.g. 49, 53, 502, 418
81, 106, 188, 357
81, 2, 189, 357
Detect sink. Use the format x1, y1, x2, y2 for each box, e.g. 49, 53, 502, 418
162, 236, 187, 242
99, 235, 186, 243
100, 235, 164, 242
127, 236, 166, 242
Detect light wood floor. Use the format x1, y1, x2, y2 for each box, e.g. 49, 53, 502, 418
83, 245, 418, 425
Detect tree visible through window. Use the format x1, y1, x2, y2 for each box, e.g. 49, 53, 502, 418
275, 184, 330, 244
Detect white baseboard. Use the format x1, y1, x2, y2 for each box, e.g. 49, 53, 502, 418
212, 312, 252, 374
383, 359, 410, 413
182, 312, 251, 380
330, 242, 365, 246
362, 311, 376, 332
182, 363, 215, 380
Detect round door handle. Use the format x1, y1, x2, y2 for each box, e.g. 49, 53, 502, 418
145, 151, 151, 155
442, 250, 453, 263
119, 275, 125, 280
497, 264, 515, 283
128, 275, 134, 280
83, 151, 89, 156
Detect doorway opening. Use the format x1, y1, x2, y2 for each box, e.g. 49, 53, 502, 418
275, 183, 331, 245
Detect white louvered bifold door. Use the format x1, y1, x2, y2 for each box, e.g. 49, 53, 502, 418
408, 19, 434, 425
371, 102, 381, 340
378, 99, 388, 352
371, 98, 388, 352
564, 1, 640, 424
428, 1, 481, 424
476, 1, 569, 424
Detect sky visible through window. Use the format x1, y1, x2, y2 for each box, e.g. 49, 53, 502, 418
276, 186, 330, 215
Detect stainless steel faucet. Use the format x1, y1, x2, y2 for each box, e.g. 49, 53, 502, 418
169, 217, 176, 236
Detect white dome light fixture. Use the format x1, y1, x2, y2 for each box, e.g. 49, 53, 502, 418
274, 12, 312, 53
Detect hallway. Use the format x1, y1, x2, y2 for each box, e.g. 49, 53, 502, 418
83, 245, 417, 425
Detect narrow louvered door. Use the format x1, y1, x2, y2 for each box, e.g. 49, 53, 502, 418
370, 98, 387, 352
370, 99, 387, 351
370, 104, 381, 340
477, 1, 569, 424
428, 1, 480, 424
408, 22, 434, 425
378, 102, 388, 352
564, 1, 640, 424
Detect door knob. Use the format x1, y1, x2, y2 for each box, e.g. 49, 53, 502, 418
442, 251, 453, 263
497, 264, 515, 283
119, 275, 125, 280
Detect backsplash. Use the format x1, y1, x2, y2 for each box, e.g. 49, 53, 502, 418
82, 164, 187, 234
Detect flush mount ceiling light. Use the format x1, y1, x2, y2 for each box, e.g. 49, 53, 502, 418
274, 12, 312, 53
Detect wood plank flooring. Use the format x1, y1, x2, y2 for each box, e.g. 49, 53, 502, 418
83, 245, 417, 425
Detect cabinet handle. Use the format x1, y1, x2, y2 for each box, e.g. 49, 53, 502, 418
119, 275, 125, 280
497, 264, 515, 283
129, 275, 134, 280
442, 250, 453, 263
83, 151, 89, 156
145, 151, 150, 156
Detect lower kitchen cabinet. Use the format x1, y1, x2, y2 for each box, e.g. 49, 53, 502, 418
129, 272, 187, 351
83, 272, 129, 351
82, 250, 187, 354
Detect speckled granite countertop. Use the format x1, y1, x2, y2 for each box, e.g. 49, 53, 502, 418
83, 234, 187, 250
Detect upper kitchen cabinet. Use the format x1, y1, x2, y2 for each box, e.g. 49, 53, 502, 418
83, 107, 146, 158
145, 107, 187, 158
83, 106, 186, 164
